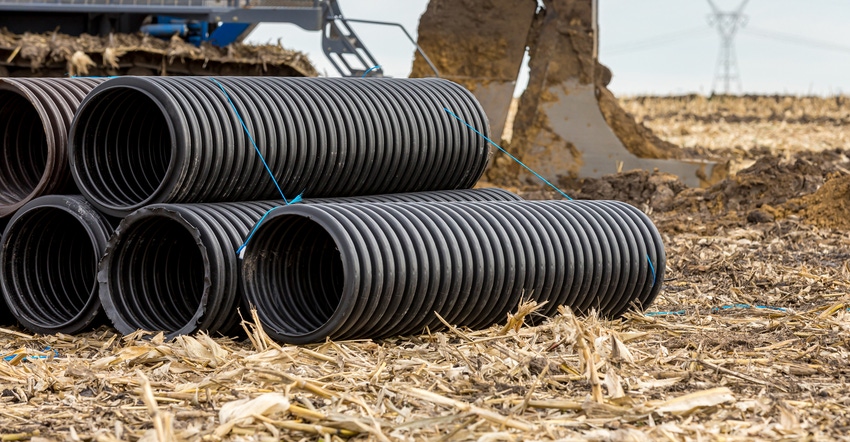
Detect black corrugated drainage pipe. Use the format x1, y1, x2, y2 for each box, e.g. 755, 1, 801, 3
0, 78, 105, 218
0, 195, 115, 333
240, 200, 666, 344
98, 189, 522, 338
0, 218, 9, 324
69, 77, 491, 217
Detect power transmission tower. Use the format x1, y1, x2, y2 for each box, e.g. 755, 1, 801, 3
707, 0, 749, 94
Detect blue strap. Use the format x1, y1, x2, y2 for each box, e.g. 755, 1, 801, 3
362, 65, 382, 78
210, 77, 293, 204
647, 254, 657, 287
646, 304, 788, 317
443, 107, 573, 200
210, 77, 304, 256
645, 310, 685, 317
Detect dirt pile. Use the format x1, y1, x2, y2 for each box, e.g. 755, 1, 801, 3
572, 170, 687, 211
568, 155, 839, 223
0, 29, 316, 77
702, 156, 828, 212
412, 0, 688, 187
769, 173, 850, 230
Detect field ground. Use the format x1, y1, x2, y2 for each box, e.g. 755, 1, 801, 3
1, 95, 849, 441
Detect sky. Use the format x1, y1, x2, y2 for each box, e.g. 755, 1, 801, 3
247, 0, 850, 96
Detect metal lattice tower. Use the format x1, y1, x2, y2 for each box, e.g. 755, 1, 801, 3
707, 0, 749, 94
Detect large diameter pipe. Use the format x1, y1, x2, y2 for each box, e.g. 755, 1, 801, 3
69, 76, 492, 217
240, 200, 665, 344
98, 189, 521, 337
0, 218, 8, 324
0, 195, 115, 333
0, 78, 105, 218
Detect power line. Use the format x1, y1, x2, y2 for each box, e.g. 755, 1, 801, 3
707, 0, 749, 94
606, 27, 711, 55
743, 27, 850, 55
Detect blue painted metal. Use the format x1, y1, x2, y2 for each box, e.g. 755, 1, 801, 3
209, 23, 251, 46
140, 23, 188, 38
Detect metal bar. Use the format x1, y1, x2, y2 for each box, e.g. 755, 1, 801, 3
344, 18, 440, 77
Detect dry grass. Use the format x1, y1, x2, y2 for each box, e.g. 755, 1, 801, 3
621, 95, 850, 170
2, 214, 849, 442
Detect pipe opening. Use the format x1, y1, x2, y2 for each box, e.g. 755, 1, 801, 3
73, 88, 171, 207
2, 209, 95, 328
107, 217, 205, 332
0, 92, 48, 205
247, 215, 344, 336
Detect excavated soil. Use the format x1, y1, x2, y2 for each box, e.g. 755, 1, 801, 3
410, 0, 535, 87
556, 95, 850, 234
769, 173, 850, 230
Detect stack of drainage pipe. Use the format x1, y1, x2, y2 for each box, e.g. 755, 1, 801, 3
0, 78, 105, 326
1, 76, 495, 331
0, 75, 667, 342
96, 189, 523, 338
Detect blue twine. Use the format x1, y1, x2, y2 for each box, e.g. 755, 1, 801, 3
210, 77, 293, 204
711, 304, 787, 313
210, 77, 303, 256
362, 65, 382, 78
645, 310, 685, 317
443, 108, 573, 201
646, 254, 657, 287
3, 347, 58, 362
234, 193, 304, 258
645, 303, 788, 317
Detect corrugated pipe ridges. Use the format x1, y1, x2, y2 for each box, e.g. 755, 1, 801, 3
0, 195, 115, 333
0, 218, 7, 324
69, 77, 491, 217
98, 189, 521, 337
240, 200, 665, 344
0, 78, 105, 218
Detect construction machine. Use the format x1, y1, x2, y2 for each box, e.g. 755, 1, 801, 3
411, 0, 725, 188
0, 0, 435, 77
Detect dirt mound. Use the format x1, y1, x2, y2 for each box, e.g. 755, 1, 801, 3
597, 80, 687, 160
0, 29, 316, 77
769, 173, 850, 230
567, 154, 838, 221
572, 170, 687, 211
703, 156, 828, 212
